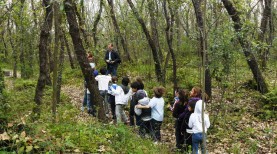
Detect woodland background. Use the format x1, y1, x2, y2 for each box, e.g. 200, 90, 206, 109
0, 0, 276, 153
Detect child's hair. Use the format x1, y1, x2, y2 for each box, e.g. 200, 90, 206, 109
178, 89, 189, 106
111, 76, 118, 83
153, 87, 165, 98
122, 76, 130, 86
87, 53, 93, 58
191, 86, 210, 101
130, 81, 140, 90
188, 99, 197, 112
191, 86, 202, 98
100, 67, 107, 75
136, 77, 144, 90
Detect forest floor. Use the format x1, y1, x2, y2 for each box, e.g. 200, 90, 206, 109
61, 84, 277, 153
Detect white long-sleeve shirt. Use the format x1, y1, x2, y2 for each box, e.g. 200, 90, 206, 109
188, 100, 210, 133
111, 85, 131, 105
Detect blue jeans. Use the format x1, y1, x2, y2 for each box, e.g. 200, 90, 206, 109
192, 133, 205, 154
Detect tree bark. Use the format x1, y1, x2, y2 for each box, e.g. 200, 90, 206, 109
64, 0, 106, 121
74, 2, 90, 48
107, 0, 131, 61
221, 0, 268, 94
64, 33, 75, 69
127, 0, 163, 82
30, 0, 38, 28
163, 0, 177, 93
33, 0, 53, 116
57, 30, 65, 105
92, 0, 104, 48
19, 0, 26, 78
259, 0, 272, 69
7, 18, 17, 78
192, 0, 212, 97
147, 0, 163, 63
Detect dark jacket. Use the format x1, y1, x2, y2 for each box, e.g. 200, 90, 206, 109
172, 102, 185, 119
104, 50, 121, 67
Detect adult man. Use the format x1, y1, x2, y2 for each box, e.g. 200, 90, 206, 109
104, 43, 121, 76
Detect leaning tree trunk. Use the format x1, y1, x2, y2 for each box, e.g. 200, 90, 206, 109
163, 0, 177, 94
107, 0, 131, 61
33, 0, 54, 117
221, 0, 268, 94
64, 0, 106, 121
192, 0, 212, 97
127, 0, 163, 82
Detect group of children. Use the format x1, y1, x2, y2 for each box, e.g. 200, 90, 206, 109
170, 86, 210, 153
82, 53, 210, 153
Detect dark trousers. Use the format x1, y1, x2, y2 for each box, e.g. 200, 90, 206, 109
108, 94, 116, 119
150, 119, 162, 141
139, 120, 151, 137
175, 119, 184, 149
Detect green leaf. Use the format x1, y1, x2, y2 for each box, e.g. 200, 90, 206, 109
18, 146, 25, 154
25, 146, 33, 152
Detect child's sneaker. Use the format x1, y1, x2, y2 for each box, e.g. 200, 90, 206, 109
81, 106, 84, 112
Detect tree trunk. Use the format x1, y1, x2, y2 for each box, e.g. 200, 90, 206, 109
163, 0, 177, 94
127, 0, 163, 82
33, 0, 53, 116
7, 19, 17, 78
30, 0, 38, 28
1, 31, 8, 60
57, 30, 65, 105
147, 0, 163, 63
74, 2, 90, 48
64, 33, 75, 69
19, 0, 26, 79
259, 0, 272, 70
107, 0, 131, 61
52, 1, 61, 123
221, 0, 268, 94
192, 0, 212, 97
64, 0, 106, 121
92, 0, 104, 48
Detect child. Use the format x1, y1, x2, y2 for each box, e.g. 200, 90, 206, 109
136, 87, 166, 142
188, 100, 210, 154
95, 67, 112, 115
172, 89, 189, 150
135, 93, 151, 137
110, 77, 131, 124
129, 81, 143, 126
169, 88, 181, 111
108, 76, 118, 120
181, 99, 197, 152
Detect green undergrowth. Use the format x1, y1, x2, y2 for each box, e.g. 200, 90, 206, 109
0, 77, 168, 153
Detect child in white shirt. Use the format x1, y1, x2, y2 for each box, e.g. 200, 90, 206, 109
188, 100, 210, 154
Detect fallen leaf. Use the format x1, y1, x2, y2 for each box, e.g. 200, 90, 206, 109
1, 132, 11, 140
74, 149, 80, 153
8, 123, 13, 127
20, 131, 26, 138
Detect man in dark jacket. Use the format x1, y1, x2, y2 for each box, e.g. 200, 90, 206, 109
104, 43, 121, 76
